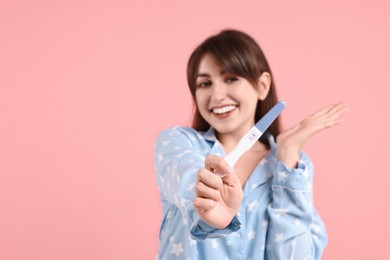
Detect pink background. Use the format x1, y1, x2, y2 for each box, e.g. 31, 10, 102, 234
1, 1, 389, 259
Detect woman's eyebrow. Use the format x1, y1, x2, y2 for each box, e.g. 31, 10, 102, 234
196, 73, 210, 78
197, 70, 227, 78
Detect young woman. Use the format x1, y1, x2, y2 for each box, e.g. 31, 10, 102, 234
154, 29, 347, 259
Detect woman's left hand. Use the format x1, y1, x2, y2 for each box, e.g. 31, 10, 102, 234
276, 102, 348, 168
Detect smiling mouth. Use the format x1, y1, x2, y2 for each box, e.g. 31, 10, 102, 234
212, 105, 237, 115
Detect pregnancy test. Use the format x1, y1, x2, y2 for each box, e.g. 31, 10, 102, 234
217, 101, 286, 176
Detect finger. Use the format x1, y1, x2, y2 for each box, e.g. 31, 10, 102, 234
195, 181, 221, 201
302, 102, 348, 132
205, 154, 234, 177
318, 117, 344, 129
197, 168, 223, 190
315, 102, 349, 120
326, 103, 349, 120
303, 117, 343, 135
324, 109, 347, 124
221, 170, 242, 187
307, 102, 347, 121
315, 103, 348, 126
306, 103, 337, 120
194, 197, 216, 212
316, 102, 347, 120
303, 111, 345, 135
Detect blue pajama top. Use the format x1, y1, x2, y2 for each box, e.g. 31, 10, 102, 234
154, 126, 327, 259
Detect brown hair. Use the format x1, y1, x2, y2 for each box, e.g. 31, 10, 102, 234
187, 29, 281, 138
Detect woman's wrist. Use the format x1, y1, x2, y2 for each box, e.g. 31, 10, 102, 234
277, 145, 300, 169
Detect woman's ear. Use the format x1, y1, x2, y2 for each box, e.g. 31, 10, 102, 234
257, 72, 271, 100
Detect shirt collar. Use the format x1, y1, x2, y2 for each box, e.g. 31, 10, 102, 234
201, 127, 218, 143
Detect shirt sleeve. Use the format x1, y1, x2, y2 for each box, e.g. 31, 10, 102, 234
154, 127, 241, 241
266, 151, 328, 260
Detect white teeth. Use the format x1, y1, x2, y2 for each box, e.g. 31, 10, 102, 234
213, 105, 236, 114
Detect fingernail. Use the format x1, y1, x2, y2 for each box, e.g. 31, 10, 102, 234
226, 166, 235, 175
215, 172, 226, 178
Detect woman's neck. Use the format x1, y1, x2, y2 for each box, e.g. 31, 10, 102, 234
216, 127, 260, 154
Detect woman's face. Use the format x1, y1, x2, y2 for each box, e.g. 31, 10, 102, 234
195, 54, 261, 137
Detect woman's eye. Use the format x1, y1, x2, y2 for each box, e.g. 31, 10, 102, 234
226, 77, 238, 83
198, 81, 211, 88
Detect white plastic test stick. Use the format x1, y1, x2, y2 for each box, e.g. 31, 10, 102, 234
216, 101, 286, 177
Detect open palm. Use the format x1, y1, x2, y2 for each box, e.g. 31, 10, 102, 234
277, 102, 348, 167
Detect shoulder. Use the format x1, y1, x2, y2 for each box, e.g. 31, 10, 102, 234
155, 126, 206, 150
156, 126, 202, 141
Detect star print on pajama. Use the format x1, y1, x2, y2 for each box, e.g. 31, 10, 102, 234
154, 126, 327, 259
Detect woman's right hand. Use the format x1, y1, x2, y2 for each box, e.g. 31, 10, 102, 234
194, 155, 243, 229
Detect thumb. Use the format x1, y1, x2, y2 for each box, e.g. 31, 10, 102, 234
205, 154, 232, 177
220, 167, 240, 186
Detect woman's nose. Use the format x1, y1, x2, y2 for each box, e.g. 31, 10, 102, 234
211, 83, 227, 102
